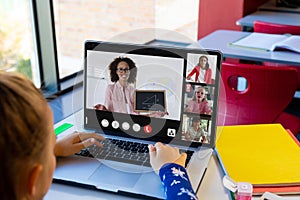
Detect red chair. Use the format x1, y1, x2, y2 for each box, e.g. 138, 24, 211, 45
254, 20, 300, 35
253, 20, 300, 90
218, 62, 300, 135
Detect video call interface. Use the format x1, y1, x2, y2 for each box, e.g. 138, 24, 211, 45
85, 47, 219, 146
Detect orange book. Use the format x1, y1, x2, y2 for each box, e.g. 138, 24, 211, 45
286, 129, 300, 147
253, 185, 300, 195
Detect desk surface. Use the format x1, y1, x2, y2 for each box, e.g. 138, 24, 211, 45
197, 30, 300, 66
45, 155, 230, 200
45, 153, 300, 200
259, 0, 300, 13
236, 11, 300, 28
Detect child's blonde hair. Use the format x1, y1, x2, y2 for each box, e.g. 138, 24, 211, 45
192, 86, 206, 102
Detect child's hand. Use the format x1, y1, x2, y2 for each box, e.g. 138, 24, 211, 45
55, 131, 105, 157
148, 142, 187, 173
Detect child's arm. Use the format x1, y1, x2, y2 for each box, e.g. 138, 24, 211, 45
159, 163, 198, 200
148, 142, 198, 200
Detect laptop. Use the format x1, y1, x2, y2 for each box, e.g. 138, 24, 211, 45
53, 41, 222, 199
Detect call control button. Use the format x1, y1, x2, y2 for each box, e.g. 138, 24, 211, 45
144, 125, 152, 134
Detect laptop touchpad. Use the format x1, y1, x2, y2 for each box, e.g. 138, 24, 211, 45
89, 163, 141, 188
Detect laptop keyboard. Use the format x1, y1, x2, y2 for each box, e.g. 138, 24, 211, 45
75, 138, 194, 167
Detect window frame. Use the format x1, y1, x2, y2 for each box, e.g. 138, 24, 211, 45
30, 0, 60, 95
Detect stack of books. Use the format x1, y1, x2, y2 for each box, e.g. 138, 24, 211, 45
215, 124, 300, 197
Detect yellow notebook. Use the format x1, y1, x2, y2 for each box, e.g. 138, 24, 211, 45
215, 124, 300, 186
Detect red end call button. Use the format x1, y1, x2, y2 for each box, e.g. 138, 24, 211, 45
144, 125, 152, 134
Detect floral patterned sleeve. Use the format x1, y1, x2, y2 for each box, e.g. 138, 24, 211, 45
159, 163, 198, 200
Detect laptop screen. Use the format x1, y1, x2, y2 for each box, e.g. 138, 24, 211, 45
84, 41, 222, 148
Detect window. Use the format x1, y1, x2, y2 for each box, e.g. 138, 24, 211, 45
1, 0, 200, 94
0, 0, 39, 86
53, 0, 199, 79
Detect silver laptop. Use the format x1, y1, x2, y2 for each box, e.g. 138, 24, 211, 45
53, 41, 222, 199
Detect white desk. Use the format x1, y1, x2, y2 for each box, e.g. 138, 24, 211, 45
197, 29, 300, 66
45, 153, 300, 200
236, 11, 300, 30
45, 155, 229, 200
259, 0, 300, 13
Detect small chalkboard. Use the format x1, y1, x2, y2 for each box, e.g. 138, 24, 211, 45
134, 90, 166, 112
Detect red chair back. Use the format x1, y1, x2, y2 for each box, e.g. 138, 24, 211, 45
254, 20, 300, 35
218, 62, 298, 126
253, 20, 300, 90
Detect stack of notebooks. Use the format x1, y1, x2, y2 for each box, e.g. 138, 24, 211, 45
215, 124, 300, 196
